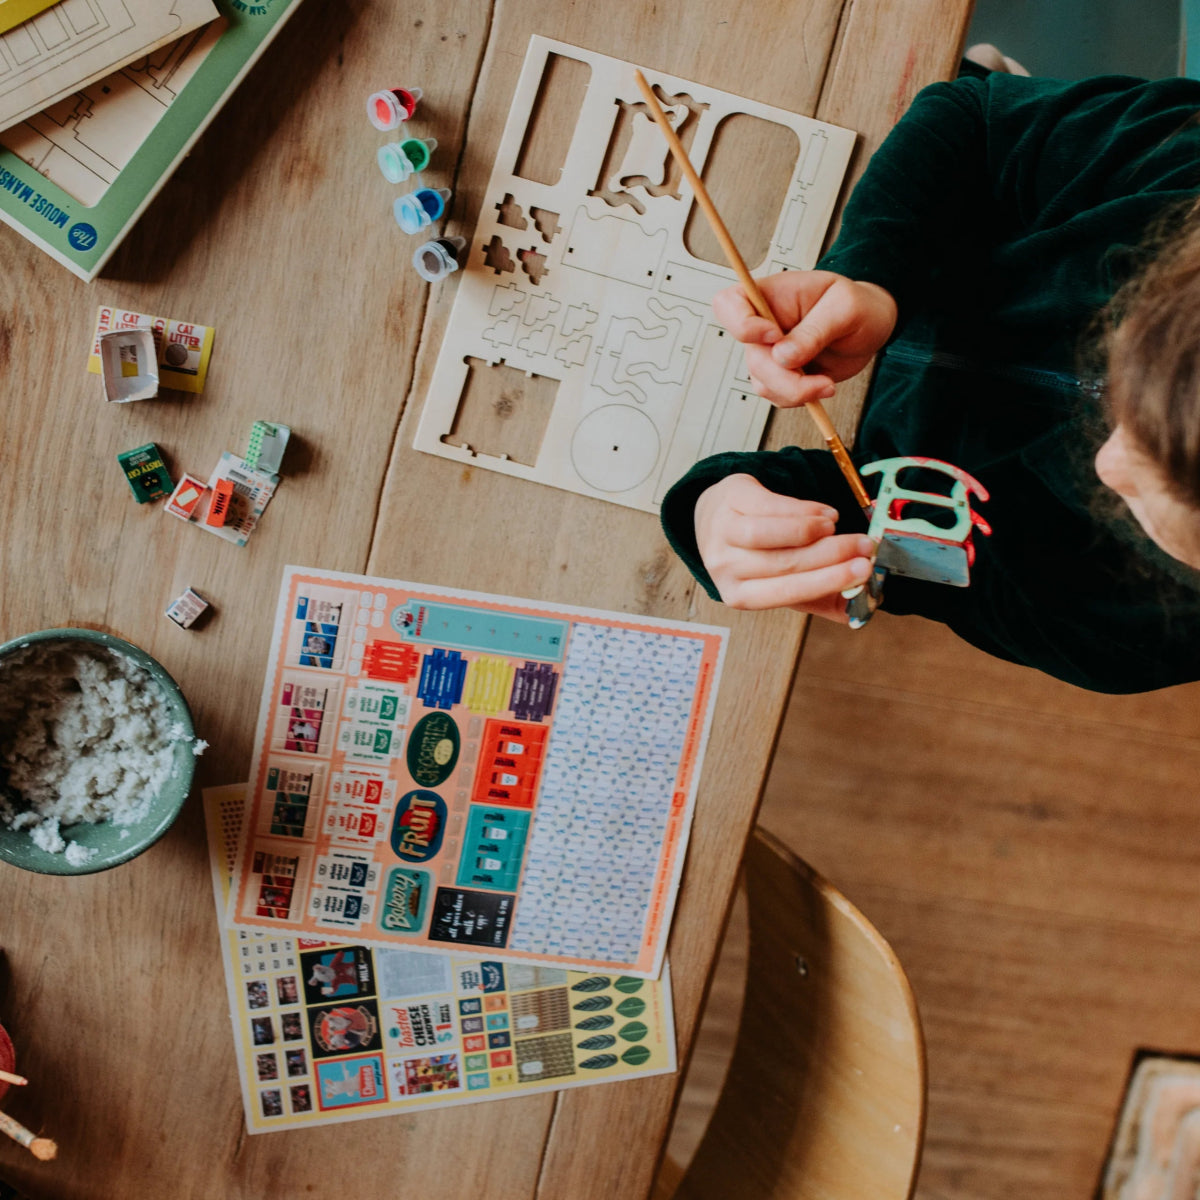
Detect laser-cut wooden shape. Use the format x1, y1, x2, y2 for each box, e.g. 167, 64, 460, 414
529, 207, 561, 244
415, 36, 856, 513
496, 193, 529, 230
519, 246, 549, 285
440, 357, 559, 468
482, 235, 516, 275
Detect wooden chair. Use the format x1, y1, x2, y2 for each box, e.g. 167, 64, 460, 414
654, 827, 927, 1200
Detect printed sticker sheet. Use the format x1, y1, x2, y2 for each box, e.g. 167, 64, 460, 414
413, 35, 856, 513
226, 567, 726, 979
206, 785, 676, 1133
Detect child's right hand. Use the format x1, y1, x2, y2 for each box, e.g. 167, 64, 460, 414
695, 474, 878, 622
713, 271, 898, 408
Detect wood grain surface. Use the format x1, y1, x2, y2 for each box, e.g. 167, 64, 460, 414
762, 612, 1200, 1200
0, 2, 970, 1196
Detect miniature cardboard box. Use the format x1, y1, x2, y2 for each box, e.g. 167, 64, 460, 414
99, 328, 159, 402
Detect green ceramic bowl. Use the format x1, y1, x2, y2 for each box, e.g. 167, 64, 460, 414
0, 628, 195, 876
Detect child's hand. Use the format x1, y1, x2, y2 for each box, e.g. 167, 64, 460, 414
713, 271, 898, 408
695, 474, 878, 622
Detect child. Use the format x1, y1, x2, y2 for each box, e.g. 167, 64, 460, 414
660, 70, 1200, 694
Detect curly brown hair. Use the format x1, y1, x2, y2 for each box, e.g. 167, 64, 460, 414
1103, 202, 1200, 510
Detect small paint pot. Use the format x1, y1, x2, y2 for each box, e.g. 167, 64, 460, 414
366, 86, 423, 131
0, 1021, 14, 1104
412, 236, 466, 283
393, 187, 450, 235
377, 136, 437, 184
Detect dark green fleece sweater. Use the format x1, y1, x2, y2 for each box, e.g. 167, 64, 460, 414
661, 73, 1200, 693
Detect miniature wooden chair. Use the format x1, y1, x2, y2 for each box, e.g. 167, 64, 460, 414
654, 827, 926, 1200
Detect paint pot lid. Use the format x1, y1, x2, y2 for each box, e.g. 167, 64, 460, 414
366, 90, 404, 131
412, 238, 461, 283
377, 142, 413, 183
393, 193, 428, 234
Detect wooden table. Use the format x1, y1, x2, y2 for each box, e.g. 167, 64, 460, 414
0, 3, 970, 1196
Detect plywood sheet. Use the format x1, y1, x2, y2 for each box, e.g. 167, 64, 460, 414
413, 35, 855, 513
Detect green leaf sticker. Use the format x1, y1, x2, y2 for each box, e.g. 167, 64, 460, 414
571, 976, 611, 992
578, 1054, 619, 1071
574, 1014, 614, 1031
614, 977, 643, 994
572, 995, 612, 1012
619, 1021, 648, 1042
576, 1034, 616, 1051
622, 1045, 652, 1066
616, 997, 646, 1018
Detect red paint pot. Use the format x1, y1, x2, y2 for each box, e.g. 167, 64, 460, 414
0, 1022, 14, 1103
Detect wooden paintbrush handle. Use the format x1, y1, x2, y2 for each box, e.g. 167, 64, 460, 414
633, 69, 873, 514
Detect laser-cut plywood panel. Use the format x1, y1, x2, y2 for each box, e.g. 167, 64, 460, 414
414, 35, 856, 514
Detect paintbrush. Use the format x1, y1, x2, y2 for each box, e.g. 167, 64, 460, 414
633, 69, 873, 514
0, 1111, 55, 1161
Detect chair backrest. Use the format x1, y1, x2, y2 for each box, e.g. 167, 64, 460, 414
665, 827, 926, 1200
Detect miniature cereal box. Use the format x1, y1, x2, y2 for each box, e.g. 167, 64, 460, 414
206, 478, 236, 527
194, 453, 280, 547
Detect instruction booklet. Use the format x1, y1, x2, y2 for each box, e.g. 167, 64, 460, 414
0, 0, 301, 280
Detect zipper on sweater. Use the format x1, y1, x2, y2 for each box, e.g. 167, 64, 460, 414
882, 341, 1105, 399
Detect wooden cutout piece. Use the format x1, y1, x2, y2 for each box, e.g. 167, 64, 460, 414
440, 357, 558, 467
529, 207, 561, 244
496, 193, 528, 230
519, 246, 549, 285
589, 87, 708, 214
483, 235, 516, 275
562, 303, 598, 337
488, 282, 527, 317
517, 324, 554, 356
682, 111, 800, 271
513, 52, 592, 185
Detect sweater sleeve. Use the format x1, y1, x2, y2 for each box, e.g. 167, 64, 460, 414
817, 73, 1200, 319
816, 76, 994, 317
659, 447, 869, 601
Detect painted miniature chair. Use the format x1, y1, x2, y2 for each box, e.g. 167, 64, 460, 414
653, 827, 927, 1200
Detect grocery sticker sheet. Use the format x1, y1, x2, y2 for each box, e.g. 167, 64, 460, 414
226, 567, 726, 979
206, 786, 676, 1133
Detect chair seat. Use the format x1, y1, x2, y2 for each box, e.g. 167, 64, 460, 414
656, 827, 926, 1200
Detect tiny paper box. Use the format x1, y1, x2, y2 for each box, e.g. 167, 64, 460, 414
206, 478, 235, 527
166, 587, 210, 629
165, 473, 208, 521
117, 443, 173, 504
245, 421, 291, 475
88, 306, 215, 393
99, 328, 159, 402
